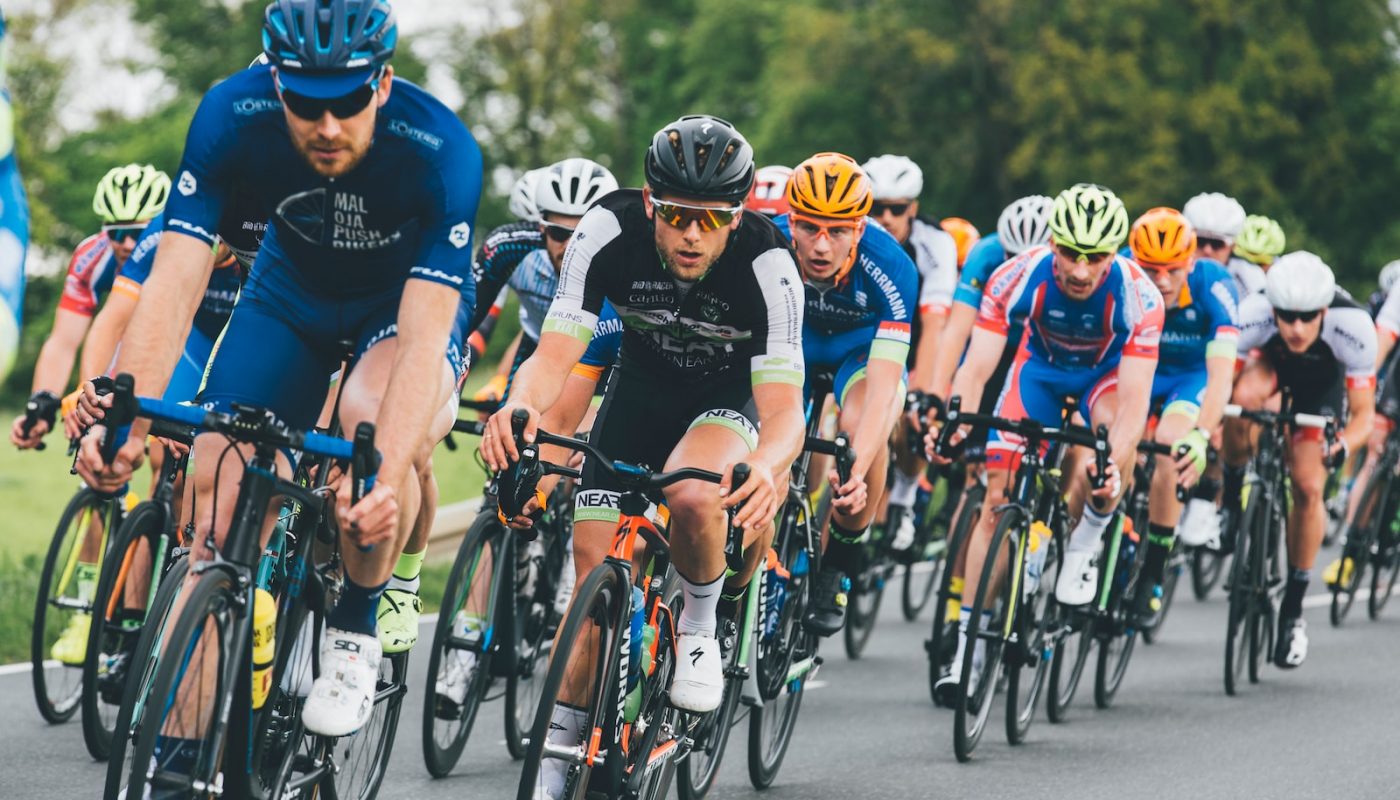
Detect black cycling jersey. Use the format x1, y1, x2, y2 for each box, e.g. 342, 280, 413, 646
544, 189, 804, 387
1239, 291, 1378, 417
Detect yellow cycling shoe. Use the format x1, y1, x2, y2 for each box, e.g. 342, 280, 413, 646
50, 613, 92, 665
1323, 557, 1355, 588
377, 588, 422, 654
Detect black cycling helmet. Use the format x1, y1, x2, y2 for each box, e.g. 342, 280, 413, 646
263, 0, 396, 96
644, 115, 754, 204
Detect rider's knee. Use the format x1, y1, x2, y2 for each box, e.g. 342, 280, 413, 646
664, 481, 722, 537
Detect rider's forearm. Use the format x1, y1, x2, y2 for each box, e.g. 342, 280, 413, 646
909, 310, 946, 393
507, 332, 587, 414
1195, 356, 1235, 433
853, 360, 903, 470
751, 383, 804, 480
30, 309, 90, 395
1107, 356, 1155, 468
1341, 388, 1375, 457
930, 303, 976, 399
79, 292, 137, 382
112, 233, 213, 404
494, 330, 522, 379
536, 372, 596, 496
1376, 331, 1395, 370
376, 281, 462, 488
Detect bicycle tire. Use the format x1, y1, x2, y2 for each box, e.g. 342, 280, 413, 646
901, 493, 945, 621
506, 523, 566, 761
1007, 525, 1059, 744
625, 576, 684, 800
1332, 467, 1387, 626
1142, 545, 1184, 644
1369, 544, 1400, 619
516, 563, 625, 800
82, 501, 166, 760
103, 554, 188, 799
33, 488, 114, 724
422, 512, 500, 777
1093, 525, 1139, 710
118, 567, 243, 800
747, 500, 816, 789
1046, 611, 1092, 723
927, 484, 982, 705
322, 651, 409, 800
953, 507, 1014, 763
1190, 543, 1225, 600
843, 532, 889, 660
1223, 499, 1258, 696
676, 588, 743, 800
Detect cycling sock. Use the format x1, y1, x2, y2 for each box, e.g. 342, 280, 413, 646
889, 468, 919, 509
944, 575, 965, 623
825, 522, 868, 573
386, 548, 425, 594
676, 571, 723, 637
1223, 464, 1246, 512
1281, 568, 1310, 619
328, 576, 388, 636
1193, 474, 1221, 502
1144, 523, 1175, 584
154, 735, 200, 776
1068, 506, 1113, 553
76, 561, 99, 604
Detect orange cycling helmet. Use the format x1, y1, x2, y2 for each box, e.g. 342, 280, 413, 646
940, 217, 980, 267
1129, 207, 1197, 269
788, 153, 873, 220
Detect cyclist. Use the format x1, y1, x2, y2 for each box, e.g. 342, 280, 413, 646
929, 183, 1162, 702
1183, 191, 1252, 294
860, 154, 958, 554
1125, 208, 1239, 620
940, 216, 980, 267
1366, 258, 1400, 319
9, 164, 169, 451
746, 164, 792, 217
481, 115, 805, 799
0, 9, 28, 385
78, 0, 483, 741
925, 195, 1051, 644
768, 152, 917, 635
1232, 214, 1286, 271
1223, 252, 1376, 668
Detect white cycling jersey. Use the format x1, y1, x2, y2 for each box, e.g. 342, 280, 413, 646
902, 217, 958, 315
1228, 255, 1267, 297
1237, 291, 1377, 387
1375, 283, 1400, 342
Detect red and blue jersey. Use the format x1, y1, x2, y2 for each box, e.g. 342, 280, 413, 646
58, 233, 121, 317
977, 246, 1164, 370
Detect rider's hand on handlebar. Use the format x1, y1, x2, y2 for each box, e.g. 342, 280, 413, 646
9, 414, 49, 449
481, 402, 537, 471
722, 459, 780, 531
1086, 457, 1123, 503
75, 424, 146, 493
337, 479, 399, 548
499, 489, 545, 530
829, 468, 869, 516
71, 380, 111, 431
923, 422, 965, 465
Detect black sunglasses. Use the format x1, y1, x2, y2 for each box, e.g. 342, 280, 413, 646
871, 202, 911, 217
542, 222, 576, 243
280, 82, 377, 121
104, 226, 145, 242
1275, 309, 1321, 324
1197, 236, 1229, 250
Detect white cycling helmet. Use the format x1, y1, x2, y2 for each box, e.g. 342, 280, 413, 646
996, 195, 1053, 256
1379, 259, 1400, 295
534, 157, 619, 217
1182, 192, 1246, 240
861, 155, 923, 200
509, 167, 546, 222
1266, 251, 1336, 312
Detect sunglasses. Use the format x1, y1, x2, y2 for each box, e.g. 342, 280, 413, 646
1053, 242, 1114, 264
103, 223, 148, 242
650, 198, 743, 233
790, 212, 862, 240
541, 222, 576, 243
1275, 309, 1321, 324
871, 202, 911, 217
278, 80, 378, 121
1197, 236, 1230, 250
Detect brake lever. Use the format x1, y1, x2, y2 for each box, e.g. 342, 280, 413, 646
724, 462, 751, 572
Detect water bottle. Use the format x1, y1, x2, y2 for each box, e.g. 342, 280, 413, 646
626, 586, 644, 689
791, 548, 810, 578
251, 588, 276, 709
1024, 521, 1051, 594
762, 561, 789, 639
1119, 517, 1139, 593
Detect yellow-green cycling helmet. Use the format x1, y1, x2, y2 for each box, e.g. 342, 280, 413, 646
1049, 182, 1130, 255
1233, 214, 1285, 266
93, 163, 170, 224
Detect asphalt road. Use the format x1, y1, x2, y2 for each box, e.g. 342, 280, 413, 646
3, 558, 1399, 800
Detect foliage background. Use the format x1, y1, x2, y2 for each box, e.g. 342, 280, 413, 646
4, 0, 1400, 402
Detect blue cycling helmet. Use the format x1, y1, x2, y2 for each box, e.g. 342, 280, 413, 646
263, 0, 397, 98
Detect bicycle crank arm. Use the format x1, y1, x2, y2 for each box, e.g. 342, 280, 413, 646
785, 654, 823, 684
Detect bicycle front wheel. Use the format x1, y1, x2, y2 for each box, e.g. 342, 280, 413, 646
1046, 610, 1092, 723
1223, 500, 1259, 695
1007, 531, 1058, 744
1370, 517, 1400, 619
843, 534, 890, 660
322, 651, 409, 800
953, 507, 1014, 762
901, 493, 946, 621
927, 484, 982, 705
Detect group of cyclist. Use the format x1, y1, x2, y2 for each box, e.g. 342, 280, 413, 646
11, 0, 1400, 797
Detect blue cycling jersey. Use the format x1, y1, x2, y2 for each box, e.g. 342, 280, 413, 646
954, 233, 1008, 310
0, 13, 28, 381
772, 214, 917, 397
1155, 257, 1239, 375
164, 64, 482, 309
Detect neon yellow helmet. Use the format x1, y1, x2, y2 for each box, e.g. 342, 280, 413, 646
1234, 214, 1286, 266
1049, 183, 1129, 254
93, 163, 170, 224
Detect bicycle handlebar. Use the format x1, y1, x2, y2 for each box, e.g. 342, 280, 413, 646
936, 395, 1112, 491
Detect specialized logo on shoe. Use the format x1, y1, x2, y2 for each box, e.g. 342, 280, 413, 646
690, 647, 705, 667
333, 639, 362, 654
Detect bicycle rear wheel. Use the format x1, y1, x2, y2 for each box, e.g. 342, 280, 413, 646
1370, 503, 1400, 619
1094, 528, 1140, 710
506, 523, 565, 760
1007, 529, 1059, 744
422, 512, 500, 776
843, 532, 890, 660
322, 650, 408, 800
1223, 501, 1258, 695
901, 495, 945, 621
516, 564, 624, 800
748, 501, 816, 790
1332, 469, 1386, 626
927, 484, 982, 705
33, 488, 115, 724
118, 567, 244, 800
1190, 537, 1226, 600
1142, 544, 1184, 644
1046, 610, 1092, 723
953, 508, 1013, 763
83, 501, 167, 760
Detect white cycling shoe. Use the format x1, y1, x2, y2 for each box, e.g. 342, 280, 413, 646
890, 509, 917, 553
1177, 498, 1220, 547
669, 633, 723, 713
1055, 548, 1101, 607
302, 628, 381, 737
